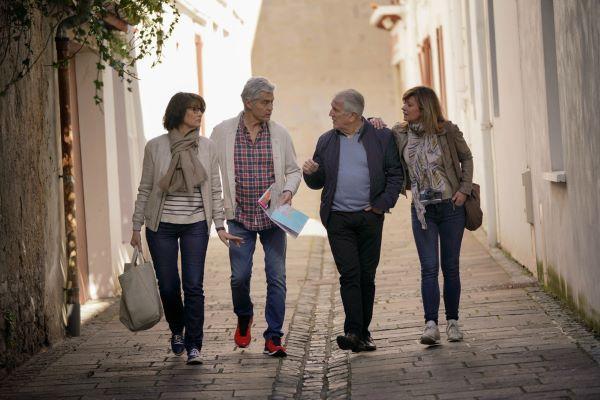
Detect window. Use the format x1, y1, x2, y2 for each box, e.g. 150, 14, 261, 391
436, 26, 447, 114
487, 0, 500, 117
194, 34, 205, 135
418, 36, 433, 87
541, 0, 564, 174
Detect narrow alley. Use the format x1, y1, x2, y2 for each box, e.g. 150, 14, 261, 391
1, 198, 599, 399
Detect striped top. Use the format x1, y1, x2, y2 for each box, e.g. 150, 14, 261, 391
160, 187, 206, 224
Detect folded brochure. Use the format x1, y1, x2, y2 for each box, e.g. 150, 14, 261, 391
258, 184, 309, 238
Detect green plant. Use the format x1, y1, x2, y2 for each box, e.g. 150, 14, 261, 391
3, 310, 16, 348
0, 0, 180, 104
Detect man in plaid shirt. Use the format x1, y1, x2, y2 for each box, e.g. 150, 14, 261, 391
210, 77, 301, 357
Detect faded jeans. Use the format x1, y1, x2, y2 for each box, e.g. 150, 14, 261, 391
227, 220, 287, 339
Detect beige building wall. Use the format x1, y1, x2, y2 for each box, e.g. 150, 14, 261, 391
252, 0, 398, 218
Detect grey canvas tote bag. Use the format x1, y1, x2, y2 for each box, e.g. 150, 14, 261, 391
119, 248, 163, 331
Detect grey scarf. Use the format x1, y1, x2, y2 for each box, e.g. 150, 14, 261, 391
158, 128, 207, 194
406, 123, 446, 229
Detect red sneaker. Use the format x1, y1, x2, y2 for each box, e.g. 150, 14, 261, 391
234, 316, 252, 348
263, 336, 287, 357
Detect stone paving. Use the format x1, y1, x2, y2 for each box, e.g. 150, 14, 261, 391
1, 197, 600, 399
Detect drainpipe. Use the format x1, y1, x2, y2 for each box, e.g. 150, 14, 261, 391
55, 1, 91, 337
473, 0, 498, 246
56, 35, 80, 337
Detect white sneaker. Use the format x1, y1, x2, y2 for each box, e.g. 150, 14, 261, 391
446, 319, 464, 342
420, 320, 440, 345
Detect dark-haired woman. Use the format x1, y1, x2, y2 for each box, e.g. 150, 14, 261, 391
131, 92, 242, 364
372, 86, 473, 345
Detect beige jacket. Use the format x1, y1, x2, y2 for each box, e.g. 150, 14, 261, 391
132, 134, 225, 232
392, 120, 473, 197
210, 112, 302, 220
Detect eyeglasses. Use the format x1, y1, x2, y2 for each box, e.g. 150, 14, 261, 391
188, 107, 204, 114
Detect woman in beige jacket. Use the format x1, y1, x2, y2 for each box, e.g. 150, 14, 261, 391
130, 92, 241, 365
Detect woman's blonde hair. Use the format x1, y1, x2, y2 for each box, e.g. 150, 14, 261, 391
402, 86, 445, 133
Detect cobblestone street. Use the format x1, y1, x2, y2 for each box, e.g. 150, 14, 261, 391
1, 197, 600, 399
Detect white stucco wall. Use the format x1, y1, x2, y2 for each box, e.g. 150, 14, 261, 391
74, 0, 262, 299
383, 0, 600, 329
136, 0, 262, 141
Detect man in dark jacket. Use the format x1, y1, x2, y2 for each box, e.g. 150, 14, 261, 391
303, 89, 403, 352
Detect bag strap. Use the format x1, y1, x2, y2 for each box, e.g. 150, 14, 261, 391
131, 248, 147, 266
131, 248, 139, 265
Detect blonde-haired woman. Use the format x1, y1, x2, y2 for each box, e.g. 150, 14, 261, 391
400, 86, 473, 344
373, 86, 473, 344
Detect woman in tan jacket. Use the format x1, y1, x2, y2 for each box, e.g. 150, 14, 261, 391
373, 86, 473, 345
130, 92, 241, 364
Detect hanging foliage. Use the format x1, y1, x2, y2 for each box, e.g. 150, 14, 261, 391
0, 0, 180, 104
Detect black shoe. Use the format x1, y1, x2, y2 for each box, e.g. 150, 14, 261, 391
336, 333, 364, 352
363, 336, 376, 351
170, 334, 185, 356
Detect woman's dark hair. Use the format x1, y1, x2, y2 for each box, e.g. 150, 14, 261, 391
163, 92, 206, 130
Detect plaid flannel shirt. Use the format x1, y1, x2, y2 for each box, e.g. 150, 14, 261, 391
233, 114, 276, 231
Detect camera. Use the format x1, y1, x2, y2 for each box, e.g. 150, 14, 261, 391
419, 188, 443, 205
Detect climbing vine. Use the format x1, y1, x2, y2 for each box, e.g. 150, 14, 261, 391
0, 0, 180, 103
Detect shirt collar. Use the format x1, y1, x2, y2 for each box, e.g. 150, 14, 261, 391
239, 111, 269, 136
336, 118, 367, 141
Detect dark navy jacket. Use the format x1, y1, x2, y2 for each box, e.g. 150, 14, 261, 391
304, 120, 404, 227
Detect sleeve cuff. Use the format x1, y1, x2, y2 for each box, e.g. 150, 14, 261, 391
459, 182, 473, 195
214, 220, 225, 230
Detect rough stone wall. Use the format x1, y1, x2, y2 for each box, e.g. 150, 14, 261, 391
252, 0, 398, 217
0, 8, 65, 372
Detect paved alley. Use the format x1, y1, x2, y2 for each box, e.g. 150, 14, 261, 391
1, 197, 600, 399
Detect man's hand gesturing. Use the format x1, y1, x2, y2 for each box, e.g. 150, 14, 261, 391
303, 159, 319, 175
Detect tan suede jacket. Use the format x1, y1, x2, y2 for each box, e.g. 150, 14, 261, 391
210, 112, 302, 220
132, 134, 225, 232
392, 120, 473, 196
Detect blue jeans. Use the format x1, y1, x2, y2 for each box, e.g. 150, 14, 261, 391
146, 221, 209, 351
227, 220, 287, 339
411, 201, 465, 324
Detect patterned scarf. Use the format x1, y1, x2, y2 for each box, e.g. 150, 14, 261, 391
406, 123, 447, 229
158, 128, 207, 194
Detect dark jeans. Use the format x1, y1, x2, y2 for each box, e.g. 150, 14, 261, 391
327, 210, 384, 338
227, 220, 287, 339
146, 221, 209, 351
411, 201, 465, 324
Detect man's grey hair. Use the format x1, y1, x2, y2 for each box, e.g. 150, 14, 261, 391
334, 89, 365, 116
241, 77, 275, 103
